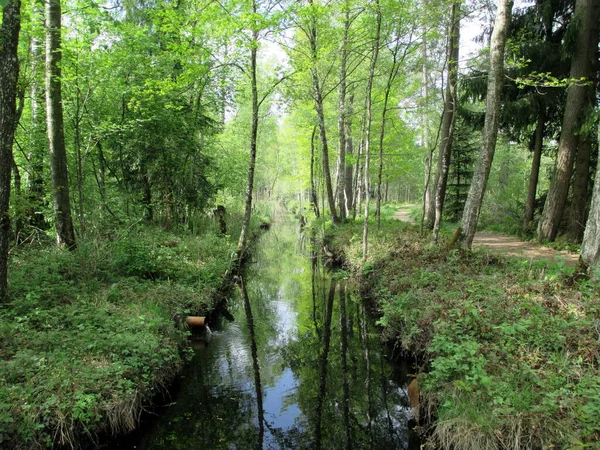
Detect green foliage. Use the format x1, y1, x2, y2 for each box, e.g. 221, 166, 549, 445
327, 224, 600, 449
0, 223, 237, 448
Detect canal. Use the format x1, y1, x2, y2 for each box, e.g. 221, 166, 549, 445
117, 221, 420, 449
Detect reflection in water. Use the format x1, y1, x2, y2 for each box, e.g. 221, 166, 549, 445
116, 222, 420, 449
241, 277, 265, 449
314, 279, 336, 450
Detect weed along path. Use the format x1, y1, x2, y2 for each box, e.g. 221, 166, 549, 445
115, 221, 421, 449
393, 207, 579, 266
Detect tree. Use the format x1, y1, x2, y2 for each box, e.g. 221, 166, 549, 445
0, 0, 22, 299
431, 1, 460, 241
361, 0, 381, 261
580, 122, 600, 272
537, 0, 599, 242
307, 0, 340, 224
236, 0, 261, 263
45, 0, 77, 249
454, 0, 513, 249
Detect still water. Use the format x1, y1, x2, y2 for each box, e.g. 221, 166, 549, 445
118, 222, 420, 449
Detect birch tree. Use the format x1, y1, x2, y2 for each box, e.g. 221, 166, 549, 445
46, 0, 77, 249
453, 0, 513, 249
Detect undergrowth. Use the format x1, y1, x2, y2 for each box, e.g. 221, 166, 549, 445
0, 222, 237, 449
325, 218, 600, 449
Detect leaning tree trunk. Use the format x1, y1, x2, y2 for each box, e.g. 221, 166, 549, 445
308, 0, 339, 224
236, 13, 259, 263
523, 109, 545, 233
454, 0, 513, 249
537, 0, 599, 242
580, 121, 600, 272
432, 1, 460, 242
46, 0, 76, 250
0, 0, 22, 300
362, 0, 381, 262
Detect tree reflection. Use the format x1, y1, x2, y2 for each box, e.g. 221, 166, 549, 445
119, 223, 420, 450
240, 277, 265, 449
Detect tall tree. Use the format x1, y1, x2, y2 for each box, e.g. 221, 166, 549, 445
236, 0, 260, 262
431, 1, 460, 241
45, 0, 77, 249
537, 0, 599, 242
0, 0, 22, 299
362, 0, 381, 261
580, 122, 600, 272
454, 0, 513, 249
335, 5, 351, 222
308, 0, 340, 224
375, 26, 403, 229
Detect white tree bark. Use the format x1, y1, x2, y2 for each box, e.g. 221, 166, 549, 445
455, 0, 513, 249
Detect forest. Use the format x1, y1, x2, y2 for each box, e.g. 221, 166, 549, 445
1, 0, 600, 448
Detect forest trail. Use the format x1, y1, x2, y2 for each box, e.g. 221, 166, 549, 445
393, 207, 579, 267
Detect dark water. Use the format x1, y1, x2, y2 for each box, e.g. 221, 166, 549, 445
116, 223, 420, 449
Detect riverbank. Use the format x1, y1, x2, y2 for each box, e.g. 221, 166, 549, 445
0, 218, 247, 449
323, 218, 600, 449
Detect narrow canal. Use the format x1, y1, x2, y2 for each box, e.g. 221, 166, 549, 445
117, 221, 420, 449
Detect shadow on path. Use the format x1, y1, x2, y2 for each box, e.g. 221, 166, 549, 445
393, 207, 579, 267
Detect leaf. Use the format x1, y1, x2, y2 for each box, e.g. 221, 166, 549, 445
0, 0, 9, 8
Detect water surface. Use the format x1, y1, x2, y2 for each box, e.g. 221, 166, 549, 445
118, 222, 420, 449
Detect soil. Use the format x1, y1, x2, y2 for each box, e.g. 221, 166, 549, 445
393, 208, 579, 267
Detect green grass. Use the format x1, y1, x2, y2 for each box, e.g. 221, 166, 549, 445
324, 219, 600, 449
0, 222, 238, 449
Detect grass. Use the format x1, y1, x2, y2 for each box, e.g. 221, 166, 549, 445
322, 216, 600, 449
0, 219, 239, 449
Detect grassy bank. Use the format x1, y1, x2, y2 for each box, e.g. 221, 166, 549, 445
323, 217, 600, 449
0, 220, 239, 449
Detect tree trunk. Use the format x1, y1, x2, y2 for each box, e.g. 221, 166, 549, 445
568, 80, 597, 242
376, 35, 401, 230
362, 0, 381, 261
537, 0, 599, 242
236, 10, 259, 262
455, 0, 513, 249
310, 126, 320, 218
523, 109, 545, 232
580, 121, 600, 272
336, 8, 350, 222
0, 0, 22, 300
308, 0, 339, 224
432, 1, 460, 242
46, 0, 76, 250
28, 4, 46, 229
344, 95, 355, 215
421, 37, 434, 232
568, 135, 592, 242
141, 168, 153, 222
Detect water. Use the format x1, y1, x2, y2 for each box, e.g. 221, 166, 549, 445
116, 222, 421, 449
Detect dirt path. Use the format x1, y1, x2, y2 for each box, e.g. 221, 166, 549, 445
393, 207, 579, 267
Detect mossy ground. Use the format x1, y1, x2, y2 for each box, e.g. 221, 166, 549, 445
0, 219, 239, 449
323, 212, 600, 449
